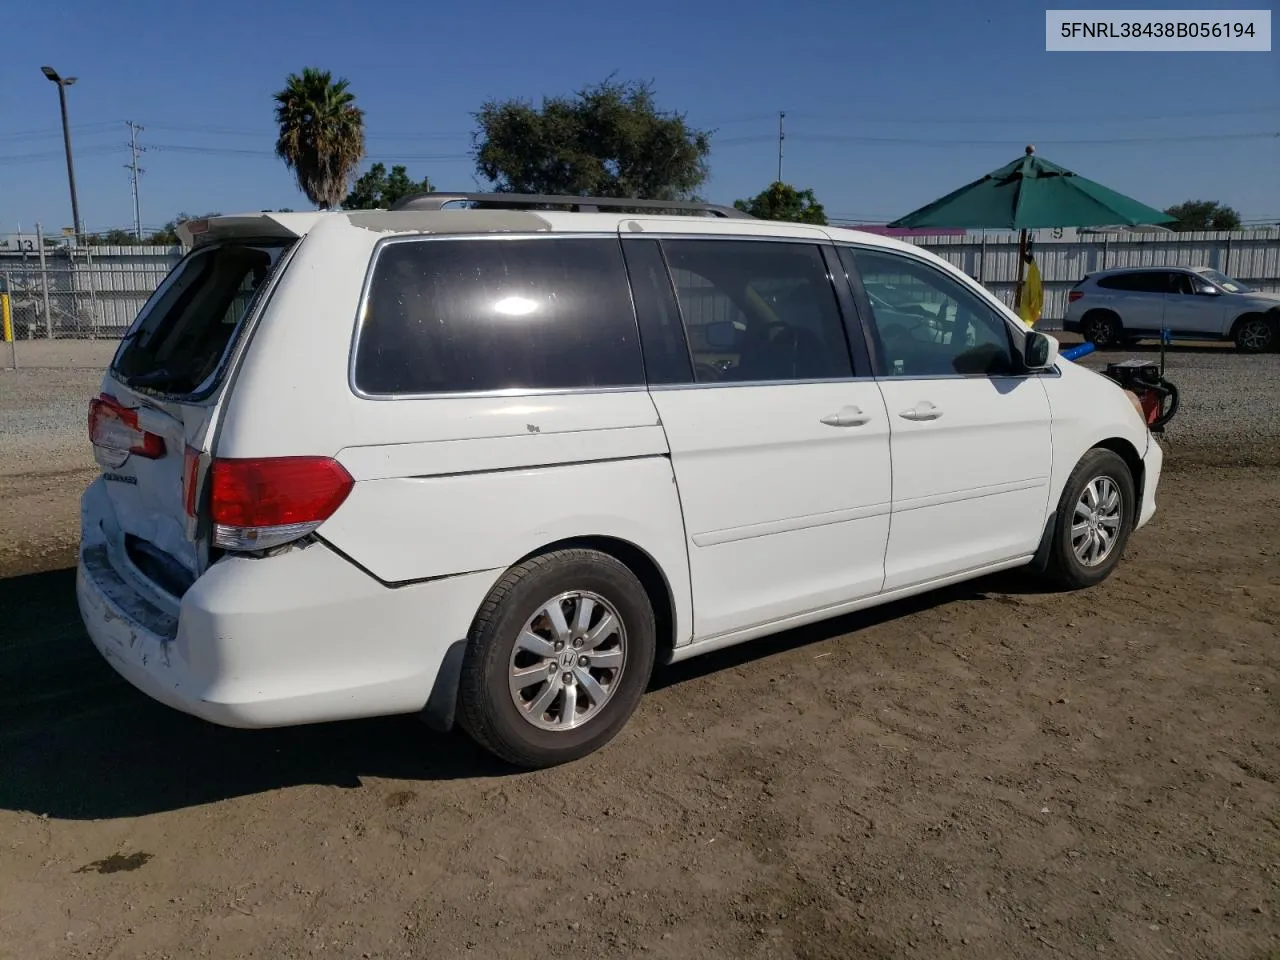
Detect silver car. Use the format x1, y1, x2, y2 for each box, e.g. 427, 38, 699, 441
1063, 266, 1279, 353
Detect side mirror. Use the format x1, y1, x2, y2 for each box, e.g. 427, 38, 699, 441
703, 320, 740, 350
1196, 283, 1219, 296
1023, 330, 1059, 370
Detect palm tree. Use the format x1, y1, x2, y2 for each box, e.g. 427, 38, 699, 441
273, 68, 365, 209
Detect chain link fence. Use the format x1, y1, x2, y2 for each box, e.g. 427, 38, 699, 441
1, 248, 178, 341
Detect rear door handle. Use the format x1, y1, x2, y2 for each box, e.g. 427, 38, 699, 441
820, 405, 871, 427
899, 402, 943, 422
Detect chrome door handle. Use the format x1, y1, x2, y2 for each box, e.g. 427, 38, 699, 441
899, 402, 943, 422
820, 406, 871, 427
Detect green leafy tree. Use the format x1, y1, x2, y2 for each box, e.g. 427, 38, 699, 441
342, 163, 434, 209
86, 228, 144, 246
472, 77, 711, 199
147, 221, 182, 245
273, 67, 365, 209
1163, 199, 1242, 232
733, 182, 828, 224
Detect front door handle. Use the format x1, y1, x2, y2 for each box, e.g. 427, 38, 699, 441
820, 405, 871, 427
899, 402, 943, 422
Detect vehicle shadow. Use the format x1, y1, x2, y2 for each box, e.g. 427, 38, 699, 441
0, 568, 511, 821
0, 564, 1043, 821
650, 569, 1043, 691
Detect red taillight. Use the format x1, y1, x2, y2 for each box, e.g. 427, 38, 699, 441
88, 394, 165, 460
209, 457, 353, 529
1068, 291, 1084, 303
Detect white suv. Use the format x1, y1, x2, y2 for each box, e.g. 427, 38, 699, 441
1063, 265, 1279, 352
77, 194, 1162, 768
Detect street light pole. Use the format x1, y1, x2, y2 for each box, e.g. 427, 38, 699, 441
41, 66, 82, 243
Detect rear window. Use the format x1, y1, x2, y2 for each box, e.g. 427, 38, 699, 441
353, 237, 643, 396
112, 240, 293, 396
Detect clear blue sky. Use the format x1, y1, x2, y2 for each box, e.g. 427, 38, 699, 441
3, 0, 1277, 236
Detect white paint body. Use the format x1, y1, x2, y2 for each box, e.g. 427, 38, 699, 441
77, 209, 1162, 728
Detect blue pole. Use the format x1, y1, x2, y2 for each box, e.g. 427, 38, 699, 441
1061, 342, 1095, 362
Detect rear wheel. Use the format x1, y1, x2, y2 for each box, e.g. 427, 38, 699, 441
1082, 311, 1122, 348
1234, 314, 1275, 353
458, 549, 656, 769
1041, 449, 1136, 590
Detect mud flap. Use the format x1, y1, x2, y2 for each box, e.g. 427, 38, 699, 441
420, 639, 467, 732
1029, 510, 1057, 573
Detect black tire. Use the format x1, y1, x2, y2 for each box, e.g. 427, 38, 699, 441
1233, 314, 1275, 354
1041, 449, 1136, 591
1082, 311, 1122, 348
458, 548, 656, 769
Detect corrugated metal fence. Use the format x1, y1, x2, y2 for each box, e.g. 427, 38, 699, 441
2, 231, 1278, 338
1, 245, 179, 339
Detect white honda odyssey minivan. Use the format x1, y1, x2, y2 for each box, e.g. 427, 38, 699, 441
77, 193, 1162, 768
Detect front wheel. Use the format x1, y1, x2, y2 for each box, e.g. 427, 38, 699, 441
1234, 315, 1275, 353
1040, 449, 1136, 590
458, 549, 656, 769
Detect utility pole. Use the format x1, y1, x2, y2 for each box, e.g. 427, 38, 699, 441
41, 66, 82, 243
126, 122, 146, 241
777, 111, 785, 184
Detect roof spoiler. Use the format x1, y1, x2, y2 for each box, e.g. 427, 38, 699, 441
177, 213, 317, 247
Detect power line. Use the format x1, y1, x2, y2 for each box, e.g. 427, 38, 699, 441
148, 143, 273, 156
0, 121, 121, 143
147, 142, 472, 162
5, 129, 1274, 167
778, 104, 1280, 126
140, 120, 473, 142
120, 108, 1280, 156
717, 130, 1279, 147
93, 102, 1280, 157
0, 144, 126, 165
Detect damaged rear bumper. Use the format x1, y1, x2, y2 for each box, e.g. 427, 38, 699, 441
77, 544, 201, 718
77, 478, 500, 729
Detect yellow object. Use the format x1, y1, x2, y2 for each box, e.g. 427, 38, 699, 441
1018, 257, 1044, 327
1, 293, 12, 343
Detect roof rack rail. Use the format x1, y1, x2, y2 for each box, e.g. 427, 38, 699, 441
388, 191, 753, 219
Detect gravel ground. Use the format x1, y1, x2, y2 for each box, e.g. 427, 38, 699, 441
0, 368, 101, 466
1, 342, 1278, 960
0, 366, 102, 575
1075, 343, 1280, 465
2, 339, 118, 370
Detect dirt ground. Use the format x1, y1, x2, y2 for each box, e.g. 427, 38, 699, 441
1, 349, 1278, 960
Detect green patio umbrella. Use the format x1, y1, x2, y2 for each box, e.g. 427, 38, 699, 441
889, 145, 1175, 231
889, 146, 1175, 312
